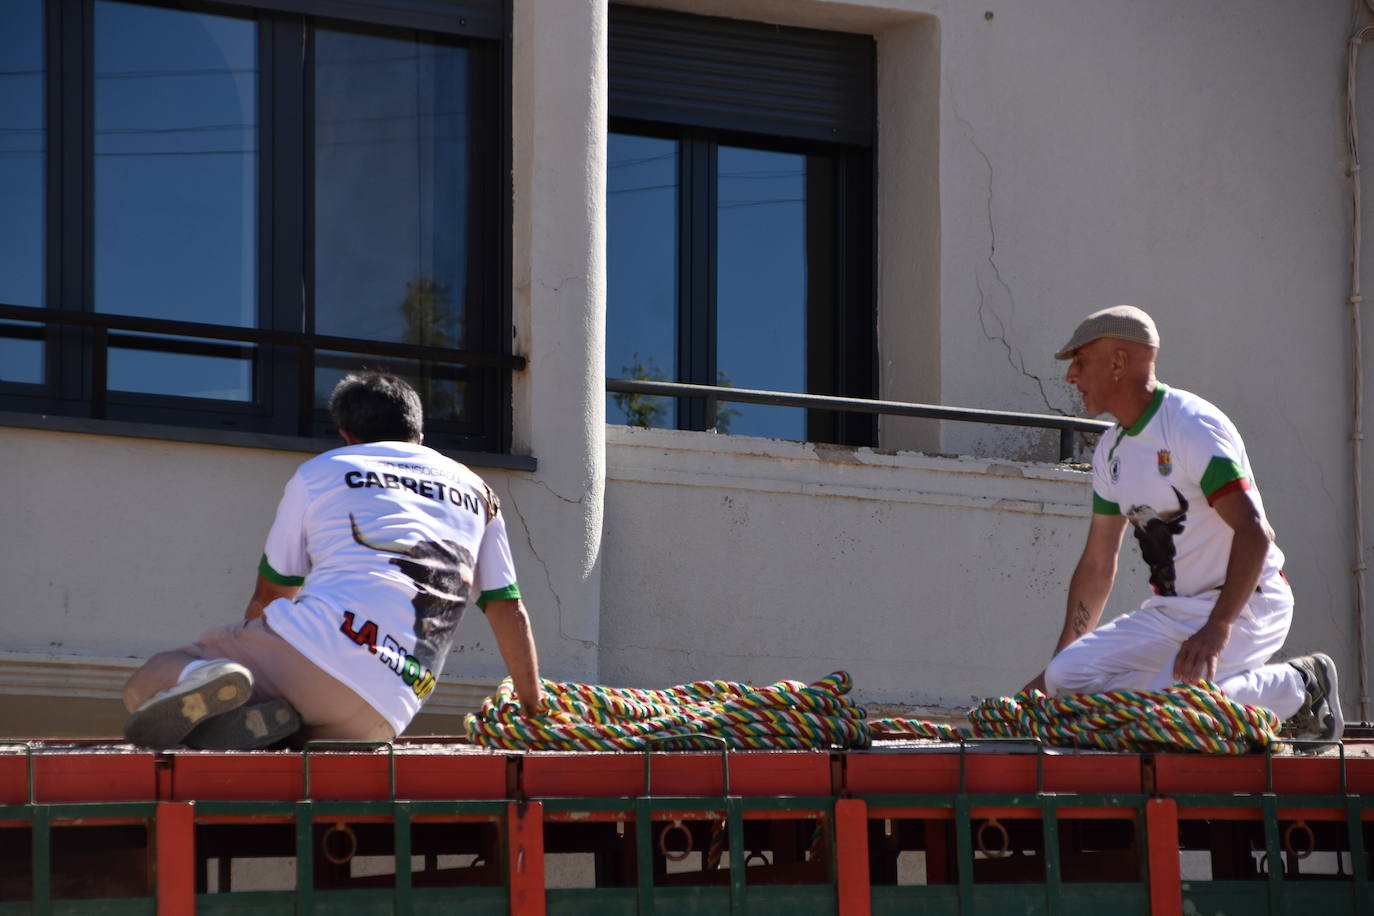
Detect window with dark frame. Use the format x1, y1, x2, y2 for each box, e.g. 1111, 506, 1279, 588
0, 0, 515, 456
605, 5, 877, 447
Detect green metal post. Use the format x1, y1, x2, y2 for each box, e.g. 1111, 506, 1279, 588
296, 799, 314, 914
727, 796, 746, 914
31, 804, 50, 916
635, 797, 654, 914
1261, 794, 1281, 915
954, 795, 974, 916
1042, 798, 1062, 914
1348, 796, 1369, 912
394, 801, 412, 913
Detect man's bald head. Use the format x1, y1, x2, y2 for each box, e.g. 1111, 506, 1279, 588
1060, 307, 1160, 424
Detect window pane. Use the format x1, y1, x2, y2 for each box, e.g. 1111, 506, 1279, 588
314, 27, 473, 421
606, 132, 677, 428
108, 333, 252, 401
0, 0, 44, 310
716, 145, 806, 440
0, 322, 44, 384
93, 0, 258, 400
0, 0, 46, 383
315, 351, 467, 424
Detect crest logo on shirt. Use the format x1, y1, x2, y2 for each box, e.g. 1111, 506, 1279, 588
1157, 449, 1173, 477
1109, 456, 1121, 484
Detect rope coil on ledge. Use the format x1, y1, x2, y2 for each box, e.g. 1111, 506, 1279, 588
463, 671, 1282, 755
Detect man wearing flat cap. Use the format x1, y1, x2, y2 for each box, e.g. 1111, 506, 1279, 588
1022, 305, 1344, 740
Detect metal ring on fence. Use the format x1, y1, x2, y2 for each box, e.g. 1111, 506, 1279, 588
659, 820, 693, 862
321, 822, 358, 866
975, 819, 1011, 858
744, 850, 770, 867
1283, 820, 1315, 860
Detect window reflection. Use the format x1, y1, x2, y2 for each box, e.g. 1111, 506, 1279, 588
108, 334, 253, 401
0, 1, 46, 383
0, 323, 44, 385
716, 145, 806, 440
315, 352, 468, 424
606, 132, 678, 428
93, 0, 257, 400
313, 27, 473, 421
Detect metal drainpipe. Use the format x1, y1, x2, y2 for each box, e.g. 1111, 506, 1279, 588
1345, 26, 1372, 722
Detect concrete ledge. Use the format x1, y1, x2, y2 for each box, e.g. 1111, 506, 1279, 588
606, 424, 1091, 518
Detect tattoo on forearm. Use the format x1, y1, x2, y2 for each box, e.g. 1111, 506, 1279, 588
1071, 601, 1090, 637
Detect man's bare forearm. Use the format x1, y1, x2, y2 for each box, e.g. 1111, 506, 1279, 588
1206, 521, 1268, 628
484, 599, 544, 713
1056, 560, 1115, 653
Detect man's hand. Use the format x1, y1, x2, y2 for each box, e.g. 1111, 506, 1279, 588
1172, 620, 1232, 684
1020, 671, 1047, 695
1170, 488, 1269, 685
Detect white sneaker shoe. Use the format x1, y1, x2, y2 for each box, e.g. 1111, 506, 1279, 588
1280, 653, 1344, 742
124, 659, 253, 749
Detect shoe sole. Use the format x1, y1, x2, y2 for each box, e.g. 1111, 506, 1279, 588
1311, 652, 1345, 741
186, 698, 301, 751
124, 667, 252, 749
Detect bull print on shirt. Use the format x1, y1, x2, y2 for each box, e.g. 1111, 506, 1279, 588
349, 515, 475, 670
1125, 488, 1188, 597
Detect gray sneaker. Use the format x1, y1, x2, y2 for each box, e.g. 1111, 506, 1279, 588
185, 698, 301, 750
1281, 653, 1344, 742
123, 659, 253, 749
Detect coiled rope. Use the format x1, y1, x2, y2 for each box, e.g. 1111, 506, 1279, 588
463, 670, 1281, 755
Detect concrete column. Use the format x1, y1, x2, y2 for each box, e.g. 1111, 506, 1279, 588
508, 0, 607, 680
876, 16, 942, 454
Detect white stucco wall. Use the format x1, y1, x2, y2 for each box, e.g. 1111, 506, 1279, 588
599, 425, 1153, 709
508, 0, 608, 680
596, 0, 1365, 714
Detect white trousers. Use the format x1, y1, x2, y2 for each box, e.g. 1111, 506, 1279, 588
1043, 588, 1305, 719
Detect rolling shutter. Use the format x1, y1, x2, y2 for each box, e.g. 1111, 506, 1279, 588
609, 5, 875, 147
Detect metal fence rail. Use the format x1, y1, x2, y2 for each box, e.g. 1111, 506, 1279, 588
605, 378, 1112, 461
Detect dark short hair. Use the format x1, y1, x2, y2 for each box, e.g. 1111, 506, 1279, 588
329, 371, 424, 443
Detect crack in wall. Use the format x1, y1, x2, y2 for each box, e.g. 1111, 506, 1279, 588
953, 103, 1066, 420
530, 477, 586, 506
502, 481, 594, 648
538, 274, 584, 294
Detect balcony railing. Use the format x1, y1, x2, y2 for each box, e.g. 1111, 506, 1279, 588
605, 378, 1111, 462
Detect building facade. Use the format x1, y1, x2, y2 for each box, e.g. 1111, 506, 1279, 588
0, 0, 1367, 735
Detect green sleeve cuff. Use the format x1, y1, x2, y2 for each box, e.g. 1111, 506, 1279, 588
477, 583, 521, 610
1200, 456, 1247, 499
1092, 492, 1121, 515
258, 554, 305, 587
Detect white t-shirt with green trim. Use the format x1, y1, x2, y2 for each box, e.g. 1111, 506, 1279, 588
259, 441, 521, 735
1091, 384, 1286, 600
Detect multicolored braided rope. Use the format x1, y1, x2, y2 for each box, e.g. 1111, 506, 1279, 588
462, 672, 1281, 755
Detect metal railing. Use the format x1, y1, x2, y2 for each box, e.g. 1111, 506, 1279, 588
605, 378, 1112, 461
0, 303, 525, 371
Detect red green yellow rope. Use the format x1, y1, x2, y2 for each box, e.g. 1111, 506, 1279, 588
463, 671, 1282, 755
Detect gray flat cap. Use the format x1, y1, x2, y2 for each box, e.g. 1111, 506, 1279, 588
1054, 305, 1160, 360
